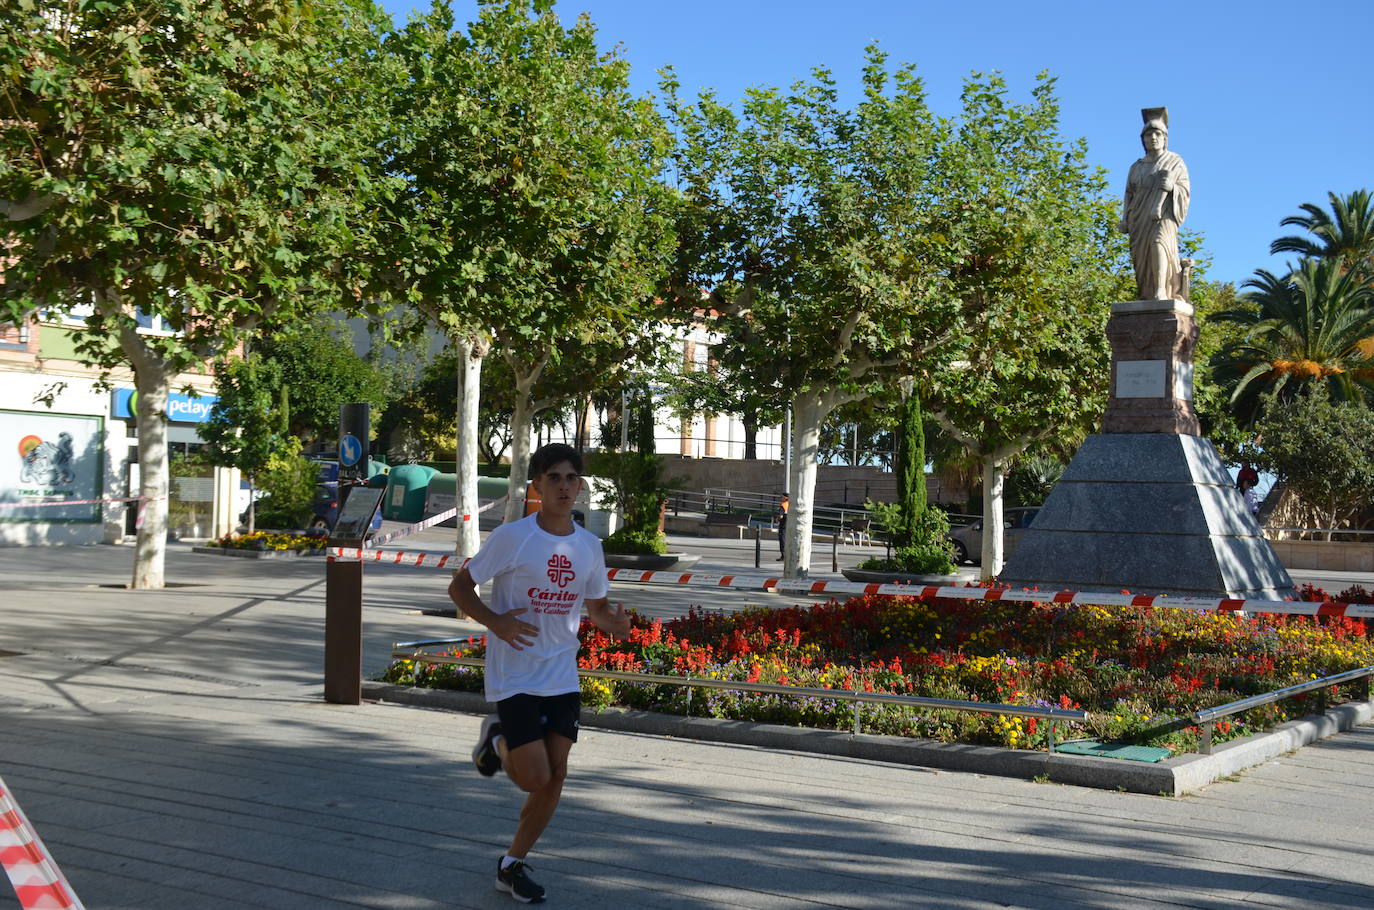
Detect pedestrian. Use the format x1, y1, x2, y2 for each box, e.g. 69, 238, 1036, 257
775, 492, 789, 561
1238, 475, 1260, 517
449, 442, 631, 904
1237, 463, 1261, 517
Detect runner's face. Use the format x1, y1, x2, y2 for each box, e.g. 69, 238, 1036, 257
534, 461, 582, 518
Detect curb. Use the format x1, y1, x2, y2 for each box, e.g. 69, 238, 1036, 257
361, 681, 1374, 796
190, 546, 325, 559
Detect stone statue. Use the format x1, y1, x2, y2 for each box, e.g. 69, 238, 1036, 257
1119, 107, 1191, 301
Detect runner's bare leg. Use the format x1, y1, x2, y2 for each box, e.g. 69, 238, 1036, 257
498, 732, 573, 858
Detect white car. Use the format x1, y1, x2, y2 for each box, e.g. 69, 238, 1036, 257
948, 507, 1041, 565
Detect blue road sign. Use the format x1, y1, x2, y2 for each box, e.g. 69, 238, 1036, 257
339, 434, 363, 467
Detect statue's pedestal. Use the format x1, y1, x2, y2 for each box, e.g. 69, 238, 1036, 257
1103, 299, 1200, 434
998, 300, 1296, 600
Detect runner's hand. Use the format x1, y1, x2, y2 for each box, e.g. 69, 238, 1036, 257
489, 609, 538, 650
604, 602, 631, 640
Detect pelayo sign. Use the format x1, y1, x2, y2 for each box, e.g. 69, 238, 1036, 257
111, 388, 218, 423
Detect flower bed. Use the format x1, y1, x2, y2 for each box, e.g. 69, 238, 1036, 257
381, 584, 1374, 755
210, 530, 326, 552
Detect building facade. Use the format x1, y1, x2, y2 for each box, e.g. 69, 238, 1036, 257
0, 314, 239, 546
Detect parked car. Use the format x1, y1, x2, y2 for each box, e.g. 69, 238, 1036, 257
948, 506, 1040, 565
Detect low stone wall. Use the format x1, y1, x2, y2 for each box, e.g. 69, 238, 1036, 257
1268, 538, 1374, 572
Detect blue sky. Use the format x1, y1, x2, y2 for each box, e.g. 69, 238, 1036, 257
377, 0, 1373, 288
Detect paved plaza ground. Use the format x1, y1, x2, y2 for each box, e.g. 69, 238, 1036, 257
2, 531, 1374, 908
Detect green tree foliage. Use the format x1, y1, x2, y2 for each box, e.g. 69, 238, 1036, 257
252, 319, 391, 446
380, 346, 573, 464
1209, 257, 1374, 427
383, 0, 674, 531
198, 355, 295, 531
662, 47, 963, 576
1249, 388, 1374, 534
588, 394, 668, 555
252, 449, 319, 530
919, 74, 1128, 576
1270, 189, 1374, 280
1188, 278, 1250, 457
1003, 454, 1065, 507
859, 390, 956, 576
1, 0, 397, 587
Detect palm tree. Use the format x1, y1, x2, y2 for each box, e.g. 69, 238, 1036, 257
1270, 189, 1374, 280
1210, 256, 1374, 426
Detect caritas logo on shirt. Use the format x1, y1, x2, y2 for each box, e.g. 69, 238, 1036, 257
546, 554, 575, 587
527, 553, 578, 615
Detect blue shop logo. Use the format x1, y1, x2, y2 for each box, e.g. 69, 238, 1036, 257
112, 388, 219, 423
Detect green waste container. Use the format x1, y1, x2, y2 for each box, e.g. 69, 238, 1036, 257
383, 463, 438, 522
420, 473, 512, 524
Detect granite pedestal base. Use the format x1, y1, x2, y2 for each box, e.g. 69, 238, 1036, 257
998, 434, 1296, 599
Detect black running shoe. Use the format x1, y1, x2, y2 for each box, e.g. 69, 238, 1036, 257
472, 714, 502, 777
495, 858, 545, 903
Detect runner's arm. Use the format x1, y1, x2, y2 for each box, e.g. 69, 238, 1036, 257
448, 567, 538, 649
586, 597, 631, 639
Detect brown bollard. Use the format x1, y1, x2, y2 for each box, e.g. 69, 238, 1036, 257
324, 536, 365, 705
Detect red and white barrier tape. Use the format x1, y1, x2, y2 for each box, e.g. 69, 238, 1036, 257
330, 547, 471, 570
324, 547, 1374, 618
0, 777, 85, 910
367, 497, 507, 548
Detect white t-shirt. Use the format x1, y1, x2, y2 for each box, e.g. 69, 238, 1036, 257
465, 513, 609, 703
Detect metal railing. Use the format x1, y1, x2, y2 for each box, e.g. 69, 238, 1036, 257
673, 487, 880, 539
1263, 526, 1374, 541
390, 640, 1088, 753
1192, 664, 1374, 754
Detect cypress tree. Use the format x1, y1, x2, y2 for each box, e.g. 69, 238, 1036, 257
893, 391, 926, 547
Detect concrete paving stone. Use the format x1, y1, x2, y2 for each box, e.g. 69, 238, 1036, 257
44, 812, 477, 909
6, 542, 1374, 909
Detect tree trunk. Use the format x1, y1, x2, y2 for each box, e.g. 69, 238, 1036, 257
454, 335, 487, 557
980, 457, 1006, 579
503, 379, 536, 525
742, 407, 758, 460
130, 359, 172, 590
247, 478, 256, 534
574, 394, 593, 452
784, 389, 834, 578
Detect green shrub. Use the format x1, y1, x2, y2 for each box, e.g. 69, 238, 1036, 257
602, 527, 668, 555
254, 451, 317, 529
857, 506, 956, 574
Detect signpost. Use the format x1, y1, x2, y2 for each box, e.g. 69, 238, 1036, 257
325, 402, 374, 705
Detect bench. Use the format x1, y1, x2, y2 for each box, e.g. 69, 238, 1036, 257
704, 511, 752, 539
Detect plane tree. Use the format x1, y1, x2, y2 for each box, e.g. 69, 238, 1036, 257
663, 53, 1106, 576
0, 0, 397, 587
921, 74, 1130, 576
381, 0, 673, 542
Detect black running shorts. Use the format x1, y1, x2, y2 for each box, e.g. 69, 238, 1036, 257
495, 692, 581, 750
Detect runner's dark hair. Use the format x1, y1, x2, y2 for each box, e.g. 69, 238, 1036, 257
529, 442, 583, 478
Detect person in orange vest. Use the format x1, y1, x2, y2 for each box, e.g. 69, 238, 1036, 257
776, 492, 789, 560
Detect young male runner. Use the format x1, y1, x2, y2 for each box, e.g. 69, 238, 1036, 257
449, 442, 630, 904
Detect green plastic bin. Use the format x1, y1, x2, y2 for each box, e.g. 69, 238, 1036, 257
383, 463, 438, 522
